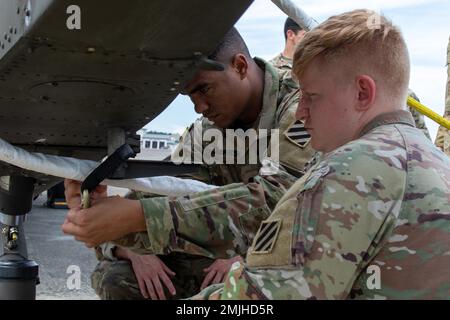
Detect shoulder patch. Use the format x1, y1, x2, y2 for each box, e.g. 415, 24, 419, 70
284, 120, 310, 148
252, 219, 282, 254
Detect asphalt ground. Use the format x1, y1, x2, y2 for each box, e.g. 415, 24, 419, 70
24, 194, 99, 300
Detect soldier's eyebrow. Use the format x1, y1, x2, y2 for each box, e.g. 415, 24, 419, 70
184, 83, 209, 96
300, 83, 317, 96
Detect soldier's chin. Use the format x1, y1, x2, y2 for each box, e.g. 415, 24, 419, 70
311, 140, 332, 153
211, 117, 228, 128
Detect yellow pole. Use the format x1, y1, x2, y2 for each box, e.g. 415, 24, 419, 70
407, 96, 450, 130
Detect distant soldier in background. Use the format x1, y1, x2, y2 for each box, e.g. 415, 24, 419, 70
269, 17, 306, 71
407, 89, 431, 140
435, 37, 450, 155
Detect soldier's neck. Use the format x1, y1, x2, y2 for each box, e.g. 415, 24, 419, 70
282, 43, 295, 60
234, 64, 265, 129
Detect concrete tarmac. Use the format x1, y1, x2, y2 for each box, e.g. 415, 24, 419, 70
24, 194, 99, 300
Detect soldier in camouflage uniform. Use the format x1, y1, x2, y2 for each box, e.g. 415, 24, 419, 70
190, 10, 450, 300
84, 27, 315, 299
269, 18, 305, 72
435, 37, 450, 155
269, 17, 305, 89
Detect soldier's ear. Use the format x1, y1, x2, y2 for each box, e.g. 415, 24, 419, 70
231, 54, 248, 79
286, 29, 296, 40
355, 75, 376, 111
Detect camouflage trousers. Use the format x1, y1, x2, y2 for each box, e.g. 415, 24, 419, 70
91, 252, 214, 300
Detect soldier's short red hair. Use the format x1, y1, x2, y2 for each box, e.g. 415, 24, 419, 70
293, 9, 410, 99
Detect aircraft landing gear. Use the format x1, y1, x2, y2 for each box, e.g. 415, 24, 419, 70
0, 176, 39, 300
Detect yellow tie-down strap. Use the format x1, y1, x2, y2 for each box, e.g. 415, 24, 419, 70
407, 96, 450, 130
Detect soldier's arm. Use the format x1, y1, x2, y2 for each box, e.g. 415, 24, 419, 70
94, 242, 118, 261
119, 98, 314, 258
111, 164, 298, 258
111, 160, 297, 258
97, 191, 156, 257
119, 85, 315, 258
135, 166, 297, 259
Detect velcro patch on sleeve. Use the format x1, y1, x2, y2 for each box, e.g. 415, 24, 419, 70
284, 120, 310, 148
252, 219, 282, 254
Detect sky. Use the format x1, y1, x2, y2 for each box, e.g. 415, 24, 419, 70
144, 0, 450, 141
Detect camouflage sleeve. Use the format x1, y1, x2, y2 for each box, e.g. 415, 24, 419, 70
138, 167, 298, 259
101, 191, 156, 256
219, 143, 406, 300
170, 118, 215, 184
111, 232, 155, 255
94, 243, 118, 261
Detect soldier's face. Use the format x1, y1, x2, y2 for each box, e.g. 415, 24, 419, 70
183, 65, 250, 128
295, 57, 362, 153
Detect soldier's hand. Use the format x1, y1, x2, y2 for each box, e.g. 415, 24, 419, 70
128, 252, 176, 300
201, 256, 243, 290
62, 196, 145, 247
64, 179, 107, 209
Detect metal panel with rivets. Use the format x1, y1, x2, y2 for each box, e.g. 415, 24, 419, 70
0, 0, 253, 191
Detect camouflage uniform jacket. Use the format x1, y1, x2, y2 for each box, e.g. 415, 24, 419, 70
197, 110, 450, 300
268, 53, 298, 92
268, 53, 292, 72
125, 58, 316, 259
